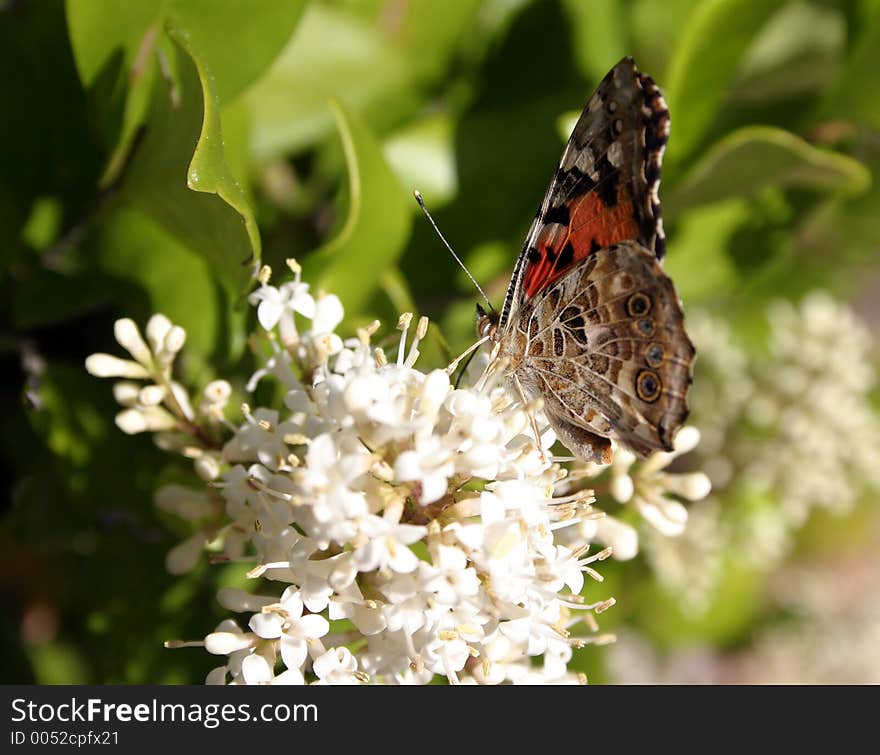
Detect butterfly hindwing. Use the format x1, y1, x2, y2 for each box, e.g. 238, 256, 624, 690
519, 241, 693, 459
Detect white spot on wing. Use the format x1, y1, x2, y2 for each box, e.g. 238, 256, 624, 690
573, 148, 596, 177
608, 140, 623, 168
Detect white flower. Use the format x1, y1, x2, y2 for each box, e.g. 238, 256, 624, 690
393, 434, 455, 504
93, 265, 711, 684
200, 380, 232, 417
85, 315, 228, 485
223, 407, 302, 471
248, 277, 316, 331
351, 516, 426, 574
219, 463, 297, 537
305, 294, 345, 359
241, 653, 275, 685
85, 353, 149, 379
380, 569, 433, 634
593, 515, 639, 561
424, 544, 481, 605
249, 588, 330, 672
609, 427, 711, 537
749, 292, 880, 524
312, 647, 361, 685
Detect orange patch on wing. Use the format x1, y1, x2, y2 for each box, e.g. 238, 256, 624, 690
569, 192, 639, 256
523, 190, 639, 298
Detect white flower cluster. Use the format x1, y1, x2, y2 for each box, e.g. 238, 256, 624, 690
549, 428, 715, 615
691, 292, 880, 524
747, 291, 880, 524
550, 427, 711, 571
89, 261, 639, 685
685, 311, 754, 489
606, 428, 711, 538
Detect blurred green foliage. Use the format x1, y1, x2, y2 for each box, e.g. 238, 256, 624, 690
1, 0, 878, 683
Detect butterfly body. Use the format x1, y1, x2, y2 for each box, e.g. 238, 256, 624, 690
485, 57, 694, 464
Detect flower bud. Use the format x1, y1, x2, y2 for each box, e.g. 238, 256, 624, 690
166, 531, 206, 575
145, 314, 173, 353
115, 408, 149, 434
205, 631, 257, 655
138, 384, 166, 406
114, 318, 152, 365
85, 354, 149, 379
112, 381, 141, 406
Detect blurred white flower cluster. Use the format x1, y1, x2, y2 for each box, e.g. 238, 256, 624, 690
608, 541, 880, 684
624, 291, 880, 617
684, 311, 754, 490
88, 261, 713, 684
690, 291, 880, 523
748, 291, 880, 524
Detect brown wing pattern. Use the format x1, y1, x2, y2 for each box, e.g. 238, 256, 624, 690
512, 242, 694, 461
500, 57, 670, 330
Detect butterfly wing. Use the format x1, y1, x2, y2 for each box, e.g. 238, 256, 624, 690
518, 241, 694, 461
496, 57, 693, 462
499, 56, 670, 329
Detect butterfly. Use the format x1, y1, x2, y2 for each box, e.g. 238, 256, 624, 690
478, 57, 694, 465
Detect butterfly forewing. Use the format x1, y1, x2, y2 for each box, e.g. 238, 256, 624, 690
500, 57, 670, 331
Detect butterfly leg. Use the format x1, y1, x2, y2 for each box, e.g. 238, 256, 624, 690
512, 372, 547, 462
446, 334, 492, 375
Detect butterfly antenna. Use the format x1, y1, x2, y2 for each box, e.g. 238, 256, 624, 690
413, 190, 495, 313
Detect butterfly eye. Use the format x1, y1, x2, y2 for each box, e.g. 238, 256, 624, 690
645, 343, 664, 367
636, 369, 662, 402
476, 308, 498, 339
627, 292, 652, 316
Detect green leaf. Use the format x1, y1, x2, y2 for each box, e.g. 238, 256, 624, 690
66, 0, 160, 88
380, 267, 418, 318
66, 1, 164, 184
240, 1, 475, 160
396, 0, 483, 82
665, 126, 871, 213
628, 0, 703, 78
729, 2, 845, 105
302, 102, 412, 315
244, 4, 421, 159
816, 3, 880, 129
664, 0, 785, 164
92, 209, 220, 365
0, 1, 104, 256
66, 0, 306, 182
165, 0, 308, 103
383, 114, 458, 207
67, 1, 306, 105
119, 28, 260, 292
663, 200, 747, 305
